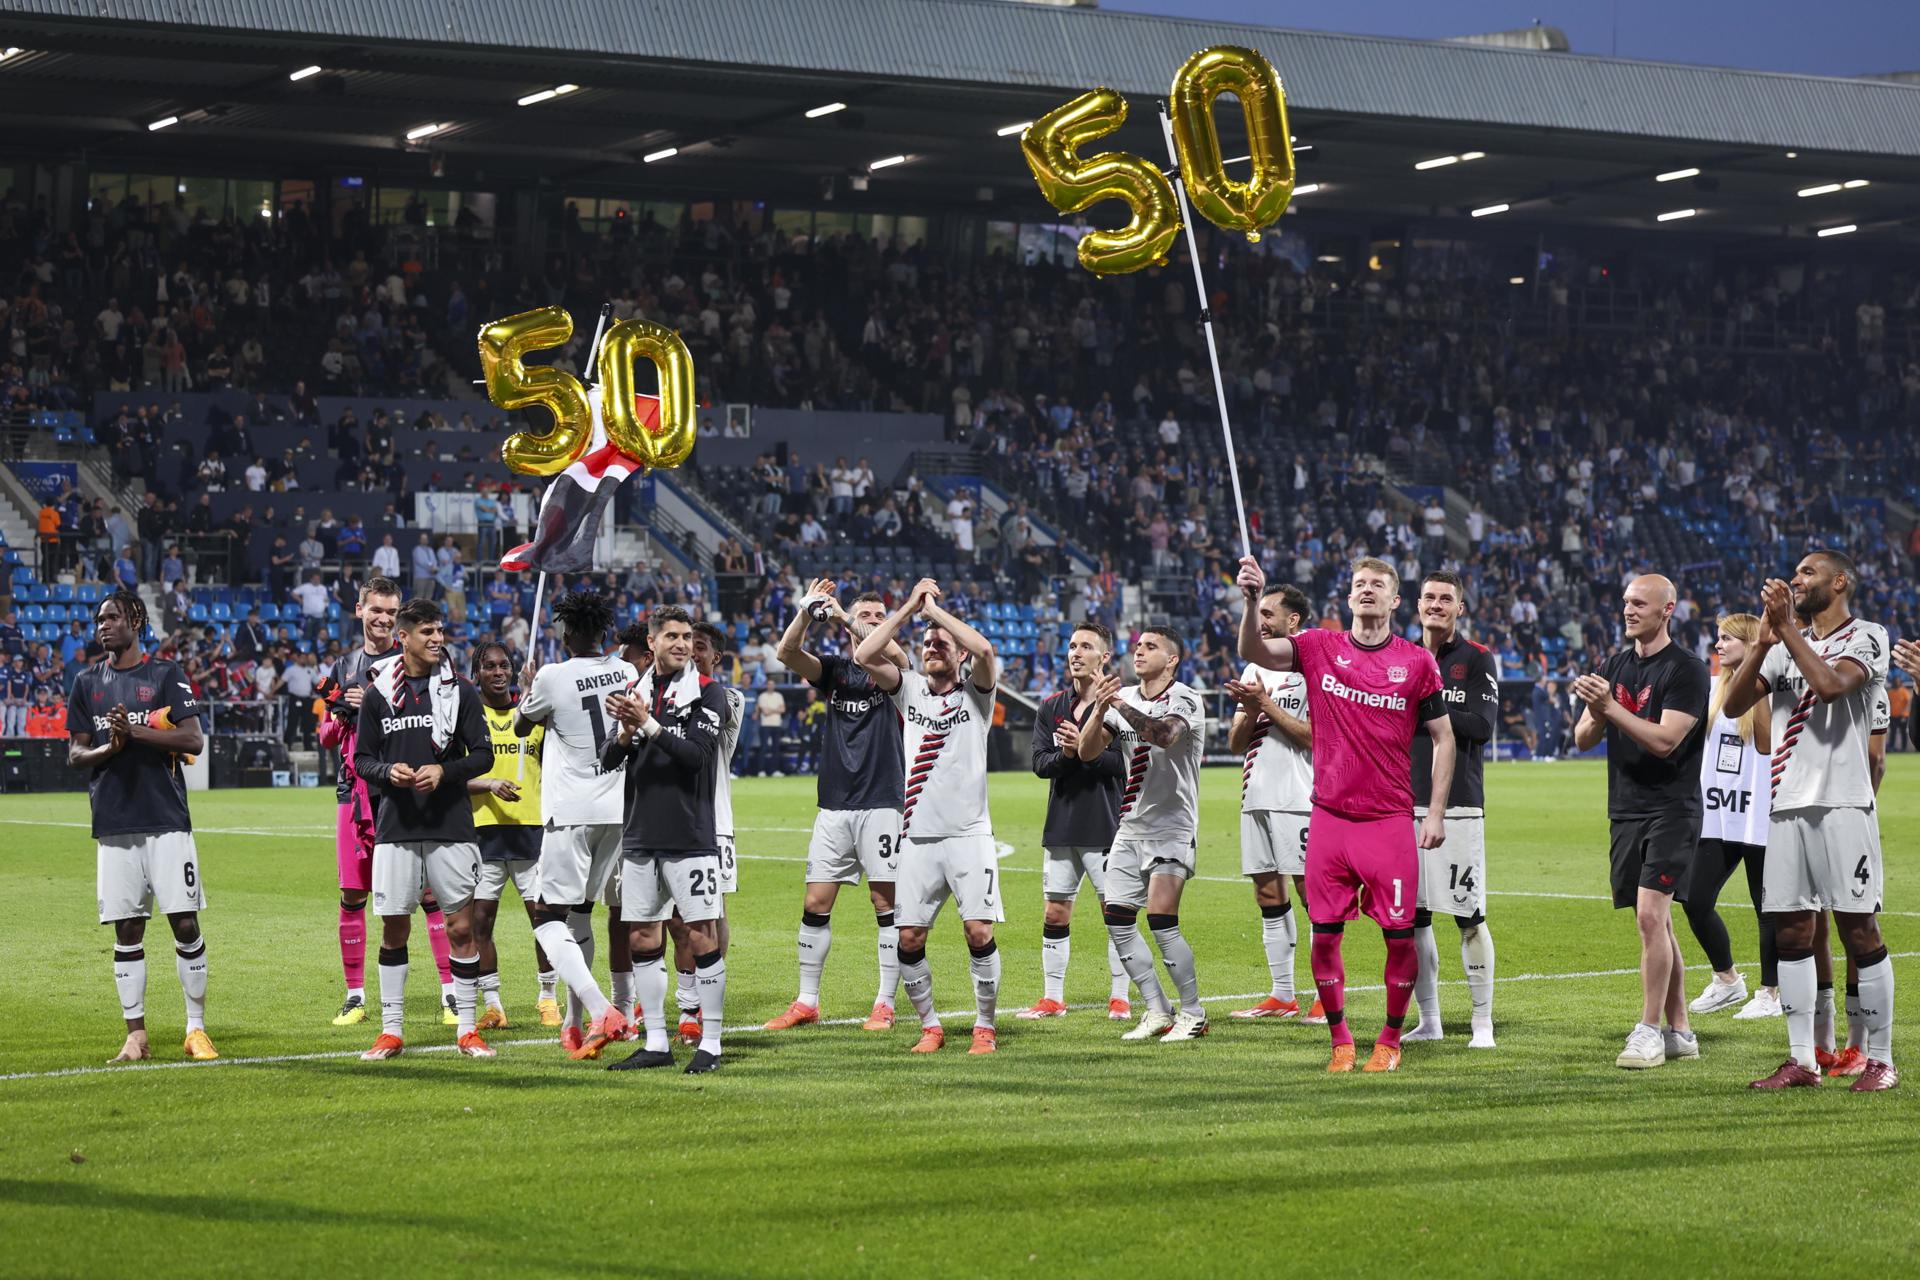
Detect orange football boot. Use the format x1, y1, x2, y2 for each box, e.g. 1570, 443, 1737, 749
763, 1001, 821, 1031
360, 1034, 404, 1061
1230, 996, 1301, 1020
1326, 1043, 1356, 1073
909, 1026, 946, 1053
570, 1005, 631, 1060
1363, 1043, 1402, 1073
969, 1027, 997, 1055
861, 1002, 896, 1031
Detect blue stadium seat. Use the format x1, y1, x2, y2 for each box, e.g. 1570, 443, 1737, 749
210, 603, 233, 622
21, 604, 44, 623
52, 427, 74, 445
77, 584, 103, 603
26, 584, 49, 603
44, 604, 67, 623
52, 583, 73, 603
189, 604, 210, 623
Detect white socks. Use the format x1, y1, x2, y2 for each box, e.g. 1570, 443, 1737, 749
899, 947, 938, 1030
1041, 927, 1070, 1003
969, 941, 1001, 1030
634, 952, 670, 1053
479, 971, 504, 1013
1109, 939, 1129, 1002
876, 913, 900, 1006
696, 953, 727, 1055
174, 936, 208, 1033
537, 969, 557, 1003
675, 968, 698, 1015
1413, 922, 1442, 1027
610, 968, 635, 1018
1780, 955, 1818, 1070
1857, 955, 1895, 1065
113, 944, 146, 1022
378, 947, 408, 1038
1260, 903, 1297, 1003
1148, 916, 1202, 1018
796, 914, 830, 1009
1461, 922, 1496, 1023
450, 953, 479, 1036
1107, 920, 1169, 1016
1815, 984, 1836, 1054
534, 917, 610, 1025
1846, 984, 1865, 1051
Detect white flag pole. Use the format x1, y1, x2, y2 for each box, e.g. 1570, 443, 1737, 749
516, 304, 611, 779
1158, 104, 1253, 560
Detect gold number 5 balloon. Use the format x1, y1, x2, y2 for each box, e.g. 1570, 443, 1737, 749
1170, 45, 1295, 242
477, 306, 593, 475
1019, 87, 1181, 276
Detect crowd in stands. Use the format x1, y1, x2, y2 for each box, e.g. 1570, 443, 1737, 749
4, 181, 1919, 754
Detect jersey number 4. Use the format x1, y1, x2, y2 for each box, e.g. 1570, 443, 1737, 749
1855, 855, 1871, 885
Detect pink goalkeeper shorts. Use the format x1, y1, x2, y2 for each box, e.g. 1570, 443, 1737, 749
1306, 807, 1417, 930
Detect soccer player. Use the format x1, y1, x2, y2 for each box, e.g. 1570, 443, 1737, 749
1682, 614, 1775, 1022
353, 598, 496, 1060
467, 641, 558, 1029
1237, 555, 1455, 1073
69, 591, 215, 1063
318, 576, 458, 1026
1570, 574, 1710, 1070
1021, 620, 1132, 1021
1079, 627, 1210, 1043
854, 578, 1003, 1054
1223, 583, 1319, 1023
1407, 571, 1501, 1048
601, 606, 732, 1074
765, 579, 910, 1032
666, 620, 744, 1042
1722, 552, 1896, 1091
515, 590, 637, 1059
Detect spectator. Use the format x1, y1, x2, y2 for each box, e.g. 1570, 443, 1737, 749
437, 546, 468, 623
298, 524, 326, 572
282, 650, 317, 748
371, 532, 402, 580
3, 654, 31, 736
754, 683, 788, 775
410, 531, 437, 598
291, 570, 331, 642
113, 544, 139, 592
233, 608, 271, 659
473, 487, 501, 566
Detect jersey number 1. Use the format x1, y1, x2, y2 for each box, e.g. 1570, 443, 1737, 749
581, 696, 608, 753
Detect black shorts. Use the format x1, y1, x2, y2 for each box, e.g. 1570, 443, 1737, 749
1608, 812, 1699, 908
479, 825, 542, 864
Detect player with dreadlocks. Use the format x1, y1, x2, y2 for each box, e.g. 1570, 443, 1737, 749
69, 590, 215, 1063
516, 589, 639, 1058
466, 640, 558, 1027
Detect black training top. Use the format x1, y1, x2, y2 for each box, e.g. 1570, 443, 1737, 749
809, 654, 904, 812
1411, 633, 1501, 810
67, 655, 205, 838
1597, 640, 1711, 820
1031, 688, 1124, 847
354, 671, 494, 844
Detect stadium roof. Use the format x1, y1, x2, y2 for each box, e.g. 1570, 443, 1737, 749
1, 0, 1914, 242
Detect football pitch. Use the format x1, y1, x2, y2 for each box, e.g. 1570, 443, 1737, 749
2, 760, 1916, 1278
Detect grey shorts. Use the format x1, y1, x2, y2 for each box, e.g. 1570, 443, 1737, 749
622, 850, 724, 924
1764, 807, 1883, 914
373, 840, 479, 916
96, 830, 204, 923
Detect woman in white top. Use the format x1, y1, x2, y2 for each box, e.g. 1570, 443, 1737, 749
1683, 613, 1779, 1019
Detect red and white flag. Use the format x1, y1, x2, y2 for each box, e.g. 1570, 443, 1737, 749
499, 391, 658, 574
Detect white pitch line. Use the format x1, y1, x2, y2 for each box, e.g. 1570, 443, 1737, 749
6, 952, 1915, 1085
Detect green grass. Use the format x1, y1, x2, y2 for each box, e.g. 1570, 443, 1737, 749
2, 759, 1917, 1278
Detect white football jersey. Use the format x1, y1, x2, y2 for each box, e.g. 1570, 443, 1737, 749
714, 684, 744, 838
889, 667, 994, 839
1759, 618, 1887, 811
517, 651, 639, 825
1238, 662, 1312, 814
1106, 680, 1206, 844
1698, 711, 1770, 846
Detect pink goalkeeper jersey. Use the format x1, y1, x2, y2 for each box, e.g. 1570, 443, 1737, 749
1291, 627, 1444, 820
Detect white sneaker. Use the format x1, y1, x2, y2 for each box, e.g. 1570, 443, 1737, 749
1663, 1027, 1700, 1060
1689, 974, 1748, 1015
1161, 1009, 1209, 1042
1616, 1023, 1666, 1069
1403, 1017, 1445, 1042
1733, 988, 1783, 1020
1467, 1018, 1496, 1050
1121, 1007, 1174, 1041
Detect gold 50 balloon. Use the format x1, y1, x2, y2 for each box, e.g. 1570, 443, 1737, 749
1019, 45, 1295, 275
477, 305, 698, 476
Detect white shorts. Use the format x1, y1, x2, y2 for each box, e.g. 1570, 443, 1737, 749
1105, 837, 1197, 909
717, 835, 739, 895
96, 831, 204, 924
622, 851, 724, 924
1241, 811, 1310, 878
537, 823, 623, 908
806, 808, 902, 885
1764, 807, 1883, 914
372, 841, 479, 916
1042, 845, 1108, 901
475, 859, 540, 903
897, 834, 1004, 928
1414, 808, 1487, 918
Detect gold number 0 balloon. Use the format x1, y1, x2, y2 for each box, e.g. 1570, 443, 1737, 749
597, 319, 697, 470
1020, 88, 1181, 276
1170, 45, 1296, 242
477, 306, 593, 476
